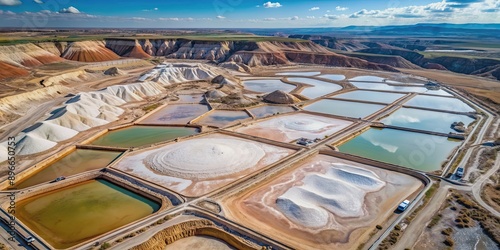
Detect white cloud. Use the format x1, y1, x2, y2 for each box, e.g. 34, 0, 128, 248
309, 7, 320, 11
264, 17, 277, 21
0, 0, 21, 6
336, 6, 348, 11
306, 16, 316, 19
263, 2, 282, 8
216, 15, 226, 19
34, 0, 43, 3
290, 16, 299, 20
59, 6, 80, 14
159, 17, 179, 21
158, 17, 201, 21
256, 5, 260, 8
324, 14, 338, 20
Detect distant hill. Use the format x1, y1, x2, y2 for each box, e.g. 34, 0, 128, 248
243, 23, 500, 38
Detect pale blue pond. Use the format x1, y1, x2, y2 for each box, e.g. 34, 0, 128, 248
317, 74, 346, 81
275, 71, 321, 76
198, 110, 250, 127
332, 90, 405, 104
350, 82, 452, 96
405, 95, 475, 112
248, 105, 295, 118
243, 79, 296, 93
338, 128, 461, 171
381, 108, 476, 133
304, 99, 385, 118
288, 77, 343, 98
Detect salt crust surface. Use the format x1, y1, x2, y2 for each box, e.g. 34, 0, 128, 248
276, 162, 386, 228
113, 133, 294, 194
235, 113, 352, 142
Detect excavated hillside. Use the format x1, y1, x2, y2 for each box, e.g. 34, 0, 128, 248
0, 38, 397, 78
104, 38, 396, 71
288, 35, 369, 51
357, 48, 426, 66
471, 65, 500, 81
0, 43, 63, 67
104, 39, 151, 59
430, 56, 500, 75
61, 41, 120, 62
355, 47, 500, 79
0, 62, 29, 79
340, 53, 420, 69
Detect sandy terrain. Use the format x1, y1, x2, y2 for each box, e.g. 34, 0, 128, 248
113, 133, 295, 197
221, 154, 423, 250
165, 236, 235, 250
234, 113, 352, 143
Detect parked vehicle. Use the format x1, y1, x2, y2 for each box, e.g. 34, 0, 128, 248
397, 200, 410, 211
456, 167, 464, 178
53, 176, 66, 182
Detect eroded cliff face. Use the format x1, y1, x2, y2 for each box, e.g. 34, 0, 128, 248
106, 38, 394, 70
0, 38, 399, 80
61, 41, 121, 62
0, 43, 63, 67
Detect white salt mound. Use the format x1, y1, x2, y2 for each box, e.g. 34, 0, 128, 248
23, 122, 78, 142
142, 63, 217, 86
276, 162, 386, 228
46, 110, 109, 131
15, 134, 57, 156
102, 81, 163, 102
144, 138, 266, 179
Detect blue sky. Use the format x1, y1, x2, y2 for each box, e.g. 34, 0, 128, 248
0, 0, 499, 28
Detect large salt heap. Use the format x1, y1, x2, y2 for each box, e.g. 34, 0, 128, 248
140, 63, 218, 85
264, 90, 301, 104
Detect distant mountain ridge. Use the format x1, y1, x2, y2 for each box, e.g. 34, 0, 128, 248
243, 23, 500, 38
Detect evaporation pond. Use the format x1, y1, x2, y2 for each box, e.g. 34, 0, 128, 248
381, 108, 476, 133
338, 128, 461, 171
405, 95, 475, 112
288, 77, 342, 98
197, 110, 250, 127
139, 104, 210, 124
91, 126, 198, 148
317, 74, 346, 81
15, 149, 121, 189
243, 79, 296, 93
350, 82, 452, 96
332, 90, 405, 104
175, 94, 205, 103
304, 99, 385, 118
248, 105, 295, 118
17, 179, 160, 249
275, 71, 320, 76
349, 76, 386, 82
